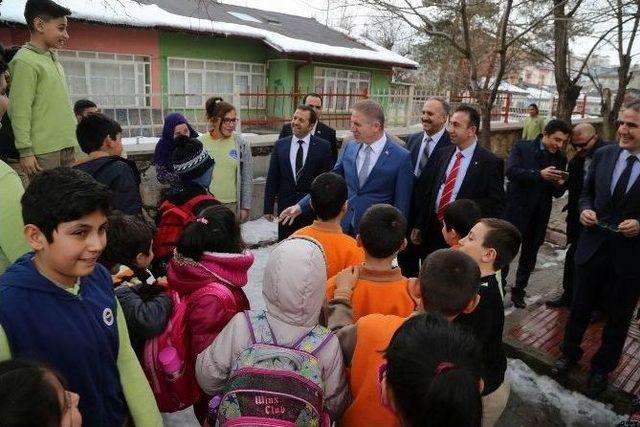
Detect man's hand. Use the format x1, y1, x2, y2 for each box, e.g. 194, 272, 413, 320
20, 156, 42, 176
335, 265, 360, 293
410, 228, 422, 245
278, 204, 302, 226
238, 208, 250, 223
618, 219, 640, 238
263, 214, 274, 222
541, 166, 564, 182
580, 209, 597, 227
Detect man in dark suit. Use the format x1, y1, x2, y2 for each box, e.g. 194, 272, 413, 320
547, 123, 611, 307
504, 120, 570, 308
412, 104, 505, 257
553, 101, 640, 397
264, 105, 333, 240
279, 92, 339, 163
398, 97, 452, 277
278, 99, 414, 236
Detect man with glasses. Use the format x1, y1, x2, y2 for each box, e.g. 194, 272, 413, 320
547, 123, 611, 308
279, 93, 339, 163
504, 119, 570, 308
554, 101, 640, 397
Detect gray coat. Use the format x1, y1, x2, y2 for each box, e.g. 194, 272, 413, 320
235, 133, 253, 211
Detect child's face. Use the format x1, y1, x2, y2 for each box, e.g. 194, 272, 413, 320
458, 222, 492, 268
35, 16, 69, 50
47, 372, 82, 427
105, 133, 123, 156
28, 210, 107, 287
441, 221, 460, 247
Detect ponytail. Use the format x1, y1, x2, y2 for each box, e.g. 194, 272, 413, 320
384, 313, 482, 427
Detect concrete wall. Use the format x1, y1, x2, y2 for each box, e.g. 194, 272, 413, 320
129, 118, 602, 220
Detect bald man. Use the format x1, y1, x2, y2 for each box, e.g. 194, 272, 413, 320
546, 123, 612, 307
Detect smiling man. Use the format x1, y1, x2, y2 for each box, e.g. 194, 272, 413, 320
8, 0, 77, 183
504, 119, 571, 308
264, 105, 333, 240
554, 100, 640, 398
279, 99, 413, 236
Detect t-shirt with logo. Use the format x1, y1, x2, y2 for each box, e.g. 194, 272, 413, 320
200, 133, 238, 203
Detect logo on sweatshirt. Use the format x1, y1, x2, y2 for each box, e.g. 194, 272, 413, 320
103, 308, 114, 326
229, 149, 238, 160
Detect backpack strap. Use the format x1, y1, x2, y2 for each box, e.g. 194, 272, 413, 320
243, 310, 277, 346
181, 193, 215, 217
293, 325, 334, 356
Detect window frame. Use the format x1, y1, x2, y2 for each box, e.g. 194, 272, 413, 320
314, 66, 371, 112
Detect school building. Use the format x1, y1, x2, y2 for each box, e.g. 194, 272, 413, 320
0, 0, 417, 136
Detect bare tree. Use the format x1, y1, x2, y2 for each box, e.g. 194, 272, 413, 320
354, 0, 554, 146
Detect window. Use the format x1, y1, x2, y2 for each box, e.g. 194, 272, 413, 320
227, 11, 262, 23
167, 58, 266, 109
58, 50, 150, 107
314, 67, 370, 112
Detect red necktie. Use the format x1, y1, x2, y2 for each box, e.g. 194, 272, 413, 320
437, 152, 464, 222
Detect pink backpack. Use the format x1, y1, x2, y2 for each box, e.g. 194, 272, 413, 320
142, 284, 236, 413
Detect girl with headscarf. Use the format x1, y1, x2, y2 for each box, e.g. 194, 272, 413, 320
153, 113, 198, 184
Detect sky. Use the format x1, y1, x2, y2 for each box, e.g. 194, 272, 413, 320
221, 0, 639, 68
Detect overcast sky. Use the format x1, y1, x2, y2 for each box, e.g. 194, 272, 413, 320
221, 0, 639, 68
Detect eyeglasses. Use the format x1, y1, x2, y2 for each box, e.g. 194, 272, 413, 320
222, 118, 238, 124
571, 135, 595, 149
596, 220, 620, 232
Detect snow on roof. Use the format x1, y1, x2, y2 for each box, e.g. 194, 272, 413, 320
0, 0, 418, 69
526, 87, 555, 99
497, 81, 529, 94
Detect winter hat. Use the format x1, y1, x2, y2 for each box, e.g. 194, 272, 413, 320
172, 135, 215, 181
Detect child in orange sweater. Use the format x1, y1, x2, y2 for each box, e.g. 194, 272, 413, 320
326, 203, 414, 321
294, 172, 364, 278
441, 199, 482, 249
326, 249, 482, 427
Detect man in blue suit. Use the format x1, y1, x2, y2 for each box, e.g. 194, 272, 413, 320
398, 97, 452, 276
278, 99, 414, 236
553, 101, 640, 397
504, 119, 570, 308
264, 105, 333, 240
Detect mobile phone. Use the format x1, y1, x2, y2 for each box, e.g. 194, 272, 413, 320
557, 170, 569, 179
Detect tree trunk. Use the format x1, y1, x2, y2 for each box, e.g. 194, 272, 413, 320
601, 88, 615, 139
480, 104, 492, 148
552, 0, 581, 123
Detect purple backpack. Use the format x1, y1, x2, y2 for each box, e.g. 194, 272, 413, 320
211, 310, 333, 426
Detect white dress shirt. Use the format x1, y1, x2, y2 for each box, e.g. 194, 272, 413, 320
610, 149, 640, 194
357, 134, 387, 178
414, 127, 446, 176
289, 133, 311, 179
435, 140, 478, 212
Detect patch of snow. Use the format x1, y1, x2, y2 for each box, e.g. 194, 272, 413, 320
0, 0, 417, 68
507, 358, 625, 426
241, 218, 277, 248
245, 246, 274, 311
539, 262, 558, 269
122, 137, 159, 146
162, 407, 199, 427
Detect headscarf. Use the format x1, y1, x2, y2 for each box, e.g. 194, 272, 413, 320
153, 113, 198, 170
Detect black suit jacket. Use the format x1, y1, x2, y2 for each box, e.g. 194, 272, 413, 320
405, 130, 453, 226
565, 139, 611, 243
264, 135, 333, 219
503, 139, 567, 233
280, 121, 338, 163
575, 145, 640, 277
417, 143, 505, 233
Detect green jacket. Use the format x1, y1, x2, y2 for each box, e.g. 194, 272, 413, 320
0, 160, 29, 273
8, 44, 77, 157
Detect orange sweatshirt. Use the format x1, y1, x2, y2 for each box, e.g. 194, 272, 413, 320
341, 313, 406, 427
294, 221, 364, 279
326, 266, 415, 321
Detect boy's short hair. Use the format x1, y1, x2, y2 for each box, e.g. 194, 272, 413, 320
101, 213, 154, 268
24, 0, 71, 32
76, 113, 122, 154
478, 218, 522, 270
73, 99, 97, 116
420, 249, 481, 317
444, 199, 481, 238
21, 167, 111, 243
358, 204, 406, 258
310, 173, 347, 221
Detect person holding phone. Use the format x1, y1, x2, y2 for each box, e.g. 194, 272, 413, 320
504, 119, 570, 308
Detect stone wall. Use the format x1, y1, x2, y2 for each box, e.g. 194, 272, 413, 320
129, 118, 603, 219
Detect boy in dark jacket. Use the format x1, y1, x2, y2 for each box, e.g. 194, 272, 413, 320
457, 218, 522, 427
74, 113, 142, 215
100, 212, 172, 356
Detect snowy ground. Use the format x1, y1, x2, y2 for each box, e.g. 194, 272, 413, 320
163, 219, 625, 426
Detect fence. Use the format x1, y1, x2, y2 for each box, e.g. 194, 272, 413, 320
77, 89, 600, 138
